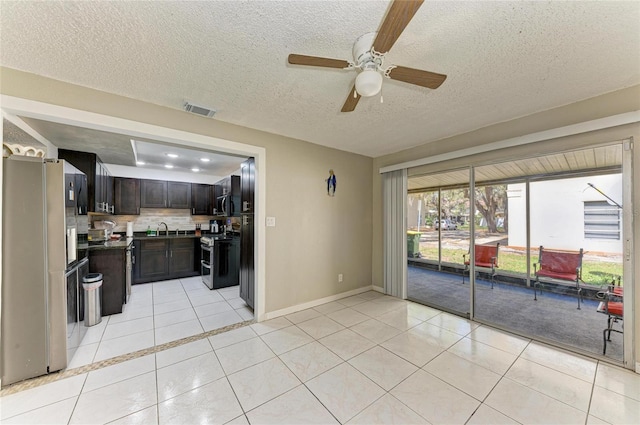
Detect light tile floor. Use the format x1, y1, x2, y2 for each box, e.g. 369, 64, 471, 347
68, 276, 254, 368
2, 290, 639, 424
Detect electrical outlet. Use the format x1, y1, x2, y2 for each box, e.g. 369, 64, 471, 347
338, 274, 343, 283
266, 216, 276, 227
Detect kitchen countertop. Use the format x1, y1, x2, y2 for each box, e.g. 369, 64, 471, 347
131, 232, 238, 240
85, 233, 238, 250
86, 240, 132, 250
132, 233, 202, 240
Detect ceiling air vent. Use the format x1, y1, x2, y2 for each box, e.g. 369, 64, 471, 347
183, 101, 216, 118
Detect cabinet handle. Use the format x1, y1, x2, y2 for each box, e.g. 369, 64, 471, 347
192, 208, 195, 215
166, 250, 168, 258
171, 251, 173, 258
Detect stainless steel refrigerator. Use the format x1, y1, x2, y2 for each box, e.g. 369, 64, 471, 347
1, 156, 89, 386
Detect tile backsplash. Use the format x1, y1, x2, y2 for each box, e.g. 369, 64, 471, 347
92, 208, 217, 233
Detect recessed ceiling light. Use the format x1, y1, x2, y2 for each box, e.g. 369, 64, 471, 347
200, 158, 210, 162
136, 161, 146, 166
191, 167, 200, 172
166, 153, 179, 158
164, 164, 174, 169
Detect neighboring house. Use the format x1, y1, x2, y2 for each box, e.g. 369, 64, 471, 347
508, 174, 623, 253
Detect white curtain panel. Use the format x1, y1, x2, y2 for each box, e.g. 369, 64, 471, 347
382, 169, 407, 298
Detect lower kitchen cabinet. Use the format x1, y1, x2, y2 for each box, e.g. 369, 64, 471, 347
170, 238, 196, 276
239, 215, 254, 309
136, 239, 169, 282
134, 237, 199, 284
89, 249, 126, 316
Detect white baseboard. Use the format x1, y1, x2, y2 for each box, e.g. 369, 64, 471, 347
372, 285, 384, 293
262, 285, 380, 321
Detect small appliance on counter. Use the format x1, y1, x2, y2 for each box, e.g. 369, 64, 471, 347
88, 220, 116, 243
88, 228, 111, 243
210, 219, 226, 234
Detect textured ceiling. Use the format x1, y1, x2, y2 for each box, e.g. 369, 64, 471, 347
1, 1, 639, 158
2, 118, 46, 148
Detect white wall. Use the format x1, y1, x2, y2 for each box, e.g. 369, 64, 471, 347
508, 174, 623, 253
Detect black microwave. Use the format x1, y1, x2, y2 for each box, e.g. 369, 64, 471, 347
216, 194, 234, 216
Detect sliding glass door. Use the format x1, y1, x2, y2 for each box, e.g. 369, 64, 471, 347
407, 169, 471, 316
405, 142, 632, 364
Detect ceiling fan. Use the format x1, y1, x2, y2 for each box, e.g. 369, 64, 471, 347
288, 0, 447, 112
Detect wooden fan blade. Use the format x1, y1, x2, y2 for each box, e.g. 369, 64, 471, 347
388, 66, 447, 89
288, 54, 350, 69
373, 0, 424, 54
341, 85, 361, 112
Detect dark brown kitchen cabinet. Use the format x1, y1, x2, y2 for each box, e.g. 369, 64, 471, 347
75, 172, 88, 215
169, 238, 196, 277
133, 237, 198, 284
240, 158, 255, 214
168, 181, 191, 209
114, 177, 140, 215
239, 214, 254, 309
140, 179, 191, 209
137, 239, 170, 282
89, 249, 126, 316
239, 157, 255, 309
140, 179, 167, 208
58, 149, 113, 214
191, 183, 212, 215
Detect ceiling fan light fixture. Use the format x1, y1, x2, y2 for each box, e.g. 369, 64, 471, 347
355, 69, 383, 97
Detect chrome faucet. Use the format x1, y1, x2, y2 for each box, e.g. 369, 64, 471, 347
159, 222, 169, 236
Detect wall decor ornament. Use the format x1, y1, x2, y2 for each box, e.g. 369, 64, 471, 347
326, 169, 336, 196
2, 143, 45, 158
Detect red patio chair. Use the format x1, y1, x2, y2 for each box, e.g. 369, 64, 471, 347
462, 243, 500, 289
596, 283, 623, 355
533, 246, 583, 309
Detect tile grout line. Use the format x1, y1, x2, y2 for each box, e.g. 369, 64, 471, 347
0, 319, 255, 397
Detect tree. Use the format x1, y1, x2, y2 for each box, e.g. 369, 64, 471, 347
475, 185, 508, 233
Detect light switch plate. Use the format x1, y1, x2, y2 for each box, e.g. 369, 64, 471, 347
266, 216, 276, 227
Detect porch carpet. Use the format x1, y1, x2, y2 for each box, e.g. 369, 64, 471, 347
408, 266, 623, 362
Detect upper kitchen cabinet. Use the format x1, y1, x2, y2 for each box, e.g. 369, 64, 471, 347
168, 181, 191, 209
114, 177, 140, 215
191, 183, 212, 215
241, 158, 255, 214
140, 179, 192, 209
140, 179, 167, 208
75, 172, 88, 215
58, 149, 113, 214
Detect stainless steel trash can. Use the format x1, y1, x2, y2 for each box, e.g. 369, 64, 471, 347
83, 273, 103, 327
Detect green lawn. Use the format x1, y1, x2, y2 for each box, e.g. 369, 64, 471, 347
418, 246, 622, 287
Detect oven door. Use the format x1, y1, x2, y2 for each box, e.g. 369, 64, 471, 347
201, 244, 213, 289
